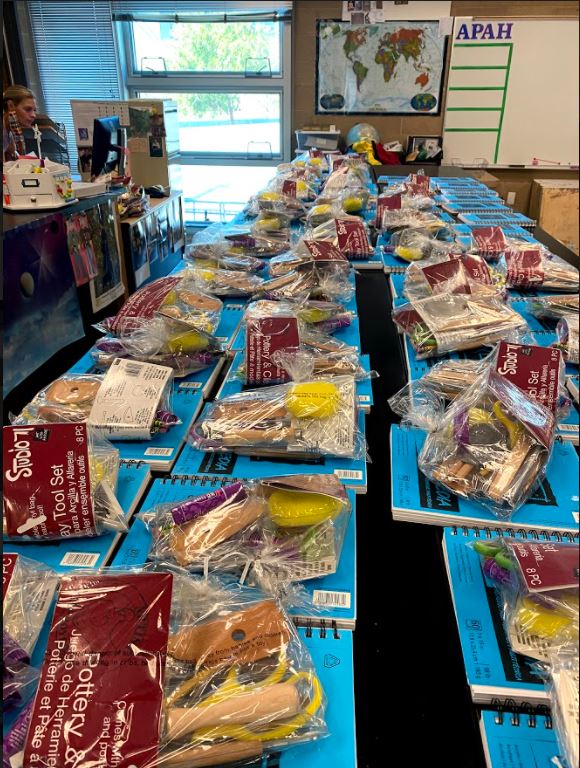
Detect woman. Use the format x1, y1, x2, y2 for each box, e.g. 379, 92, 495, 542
3, 85, 37, 161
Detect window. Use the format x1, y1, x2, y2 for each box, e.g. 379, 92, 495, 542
25, 1, 122, 174
117, 3, 292, 224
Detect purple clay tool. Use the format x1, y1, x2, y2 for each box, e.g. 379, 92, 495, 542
171, 482, 248, 525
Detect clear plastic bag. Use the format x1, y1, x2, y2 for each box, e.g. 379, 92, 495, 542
14, 368, 180, 438
92, 315, 225, 378
189, 375, 363, 459
3, 554, 58, 712
416, 359, 487, 400
18, 570, 328, 767
497, 249, 579, 292
101, 275, 223, 337
243, 299, 354, 337
185, 241, 266, 274
256, 265, 354, 304
470, 538, 579, 661
547, 651, 579, 768
268, 239, 351, 277
402, 254, 499, 302
141, 475, 351, 582
529, 294, 580, 321
187, 265, 266, 297
387, 226, 459, 262
306, 217, 374, 260
3, 423, 127, 540
419, 367, 556, 518
251, 209, 293, 239
380, 208, 451, 237
392, 292, 528, 359
387, 381, 446, 432
554, 314, 580, 365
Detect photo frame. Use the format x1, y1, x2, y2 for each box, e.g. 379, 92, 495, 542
405, 135, 443, 165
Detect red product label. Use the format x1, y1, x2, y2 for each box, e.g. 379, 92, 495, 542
281, 180, 297, 197
3, 423, 97, 539
421, 259, 470, 295
505, 250, 545, 288
335, 218, 373, 260
292, 168, 308, 179
3, 553, 18, 601
109, 276, 181, 334
508, 540, 579, 592
461, 254, 492, 285
332, 158, 347, 171
494, 341, 562, 414
304, 240, 348, 263
375, 193, 402, 227
309, 149, 324, 158
23, 572, 173, 768
246, 316, 300, 385
393, 306, 425, 335
471, 226, 507, 256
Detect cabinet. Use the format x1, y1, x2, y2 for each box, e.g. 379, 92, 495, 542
119, 191, 185, 292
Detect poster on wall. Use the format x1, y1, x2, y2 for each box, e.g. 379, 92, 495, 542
316, 20, 447, 115
87, 201, 126, 312
66, 212, 98, 286
342, 1, 385, 24
4, 215, 85, 396
130, 220, 150, 288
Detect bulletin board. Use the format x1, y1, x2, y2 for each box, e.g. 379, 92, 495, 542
442, 17, 579, 166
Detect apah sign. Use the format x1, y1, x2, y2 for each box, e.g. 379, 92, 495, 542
456, 21, 514, 40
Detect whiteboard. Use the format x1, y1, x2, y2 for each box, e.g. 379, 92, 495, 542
443, 18, 579, 166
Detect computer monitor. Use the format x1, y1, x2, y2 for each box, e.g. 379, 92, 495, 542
90, 116, 125, 179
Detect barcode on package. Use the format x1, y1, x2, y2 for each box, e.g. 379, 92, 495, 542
358, 395, 371, 403
123, 362, 142, 377
312, 590, 351, 609
334, 469, 363, 481
179, 382, 202, 390
144, 447, 174, 457
60, 552, 100, 567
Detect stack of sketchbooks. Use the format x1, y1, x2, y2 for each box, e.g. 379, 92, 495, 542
479, 710, 561, 768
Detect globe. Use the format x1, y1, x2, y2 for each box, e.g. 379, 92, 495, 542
346, 123, 380, 146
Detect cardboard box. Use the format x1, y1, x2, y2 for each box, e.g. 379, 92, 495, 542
494, 180, 532, 215
467, 170, 499, 190
529, 179, 579, 254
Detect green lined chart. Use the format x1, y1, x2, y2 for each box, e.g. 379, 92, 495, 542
443, 18, 579, 166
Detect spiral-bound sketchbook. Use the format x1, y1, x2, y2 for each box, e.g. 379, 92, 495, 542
274, 626, 357, 767
390, 425, 579, 533
3, 459, 150, 572
114, 386, 205, 471
568, 375, 579, 403
216, 351, 374, 413
479, 710, 560, 768
441, 527, 577, 705
171, 356, 228, 399
171, 410, 368, 494
459, 212, 536, 231
381, 249, 408, 275
112, 477, 357, 629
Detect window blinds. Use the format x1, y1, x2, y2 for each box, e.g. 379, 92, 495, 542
27, 1, 122, 172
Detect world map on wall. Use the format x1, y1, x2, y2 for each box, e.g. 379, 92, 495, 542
317, 21, 446, 115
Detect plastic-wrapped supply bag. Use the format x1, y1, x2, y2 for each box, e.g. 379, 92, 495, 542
186, 265, 265, 298
416, 359, 488, 401
294, 148, 329, 175
246, 189, 307, 222
546, 652, 579, 768
3, 554, 58, 712
392, 292, 528, 359
529, 294, 580, 321
189, 375, 363, 460
306, 217, 374, 261
470, 537, 578, 661
3, 423, 127, 540
496, 248, 580, 292
266, 174, 318, 202
276, 160, 321, 187
185, 241, 266, 274
402, 253, 501, 302
255, 264, 355, 304
554, 313, 579, 365
18, 570, 327, 767
268, 239, 351, 278
387, 226, 461, 262
251, 209, 294, 240
466, 227, 550, 263
321, 161, 370, 197
101, 275, 223, 337
379, 207, 452, 237
92, 315, 225, 377
140, 475, 351, 582
418, 344, 561, 518
13, 364, 180, 439
270, 347, 373, 384
243, 298, 354, 338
